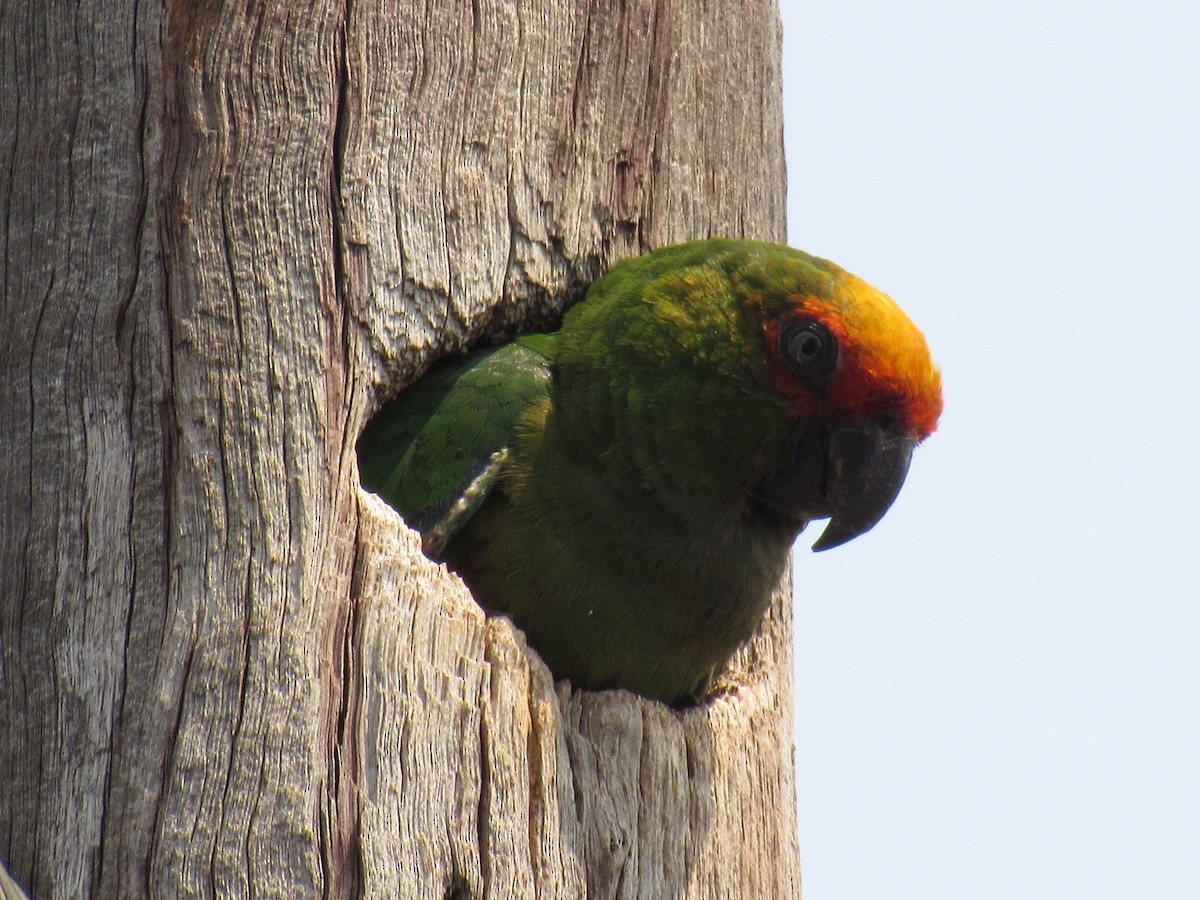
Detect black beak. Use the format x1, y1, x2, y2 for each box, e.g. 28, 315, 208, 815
754, 422, 916, 551
810, 425, 915, 550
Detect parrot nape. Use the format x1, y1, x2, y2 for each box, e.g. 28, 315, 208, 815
358, 239, 942, 706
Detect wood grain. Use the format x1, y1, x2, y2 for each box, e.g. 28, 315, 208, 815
0, 0, 796, 895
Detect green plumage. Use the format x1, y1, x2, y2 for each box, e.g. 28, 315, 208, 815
358, 239, 938, 705
357, 337, 554, 551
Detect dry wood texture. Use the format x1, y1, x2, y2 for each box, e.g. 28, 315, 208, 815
0, 0, 797, 896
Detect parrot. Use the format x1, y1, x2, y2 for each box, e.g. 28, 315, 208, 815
358, 239, 942, 706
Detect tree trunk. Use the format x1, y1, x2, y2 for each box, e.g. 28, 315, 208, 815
0, 0, 797, 896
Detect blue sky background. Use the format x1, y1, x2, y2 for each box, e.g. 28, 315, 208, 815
780, 1, 1200, 896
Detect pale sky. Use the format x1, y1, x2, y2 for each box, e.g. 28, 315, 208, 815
780, 0, 1200, 896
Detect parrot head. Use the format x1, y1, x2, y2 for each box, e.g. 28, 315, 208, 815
734, 246, 943, 549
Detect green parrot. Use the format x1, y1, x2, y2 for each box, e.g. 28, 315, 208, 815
358, 239, 942, 706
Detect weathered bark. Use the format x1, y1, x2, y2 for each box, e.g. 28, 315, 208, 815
0, 0, 796, 896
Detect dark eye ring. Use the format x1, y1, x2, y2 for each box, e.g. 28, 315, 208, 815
779, 319, 838, 380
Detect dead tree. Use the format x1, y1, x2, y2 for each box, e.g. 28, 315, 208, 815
0, 0, 799, 895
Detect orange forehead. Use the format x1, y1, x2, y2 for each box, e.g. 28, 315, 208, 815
760, 278, 943, 440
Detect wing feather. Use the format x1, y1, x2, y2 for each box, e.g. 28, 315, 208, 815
357, 339, 553, 555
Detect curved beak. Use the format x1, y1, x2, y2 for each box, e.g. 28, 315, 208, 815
754, 422, 916, 552
810, 425, 915, 551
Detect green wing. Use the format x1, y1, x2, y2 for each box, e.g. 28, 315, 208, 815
357, 335, 555, 556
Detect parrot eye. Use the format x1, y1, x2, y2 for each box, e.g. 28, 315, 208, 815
779, 320, 838, 381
